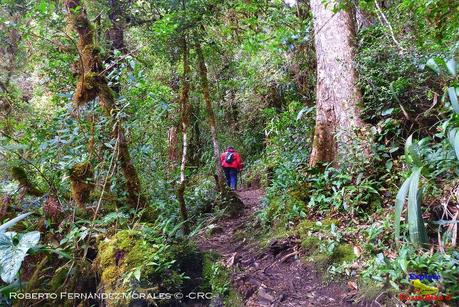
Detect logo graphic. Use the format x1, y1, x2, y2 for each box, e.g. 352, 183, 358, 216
410, 279, 438, 295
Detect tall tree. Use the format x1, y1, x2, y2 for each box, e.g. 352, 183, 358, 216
65, 0, 145, 208
309, 0, 367, 166
177, 37, 190, 234
196, 42, 225, 191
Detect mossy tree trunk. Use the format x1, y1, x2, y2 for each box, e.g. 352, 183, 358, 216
309, 0, 367, 167
177, 37, 191, 234
65, 0, 145, 209
196, 42, 225, 192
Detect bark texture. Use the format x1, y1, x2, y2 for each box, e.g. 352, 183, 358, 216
196, 43, 225, 191
177, 38, 191, 234
66, 0, 145, 208
309, 0, 366, 166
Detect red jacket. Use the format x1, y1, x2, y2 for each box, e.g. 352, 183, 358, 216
221, 149, 243, 170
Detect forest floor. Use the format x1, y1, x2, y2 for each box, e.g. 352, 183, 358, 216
197, 188, 353, 307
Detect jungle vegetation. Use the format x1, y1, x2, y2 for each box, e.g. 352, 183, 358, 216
0, 0, 458, 306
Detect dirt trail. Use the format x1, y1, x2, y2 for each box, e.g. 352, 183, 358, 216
197, 188, 351, 307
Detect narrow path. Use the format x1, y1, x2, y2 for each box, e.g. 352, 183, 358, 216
197, 188, 351, 307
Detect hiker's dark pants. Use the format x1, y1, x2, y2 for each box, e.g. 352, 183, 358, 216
223, 167, 238, 190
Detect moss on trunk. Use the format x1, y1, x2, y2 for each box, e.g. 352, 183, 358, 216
69, 162, 94, 208
66, 0, 145, 209
11, 166, 44, 196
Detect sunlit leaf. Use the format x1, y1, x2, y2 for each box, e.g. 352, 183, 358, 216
407, 167, 427, 245
395, 176, 411, 241
448, 87, 459, 114
446, 58, 457, 77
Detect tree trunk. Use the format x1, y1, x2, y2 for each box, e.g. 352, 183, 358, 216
196, 43, 225, 192
177, 37, 191, 234
106, 0, 126, 52
66, 0, 145, 209
167, 69, 180, 173
309, 0, 367, 167
105, 0, 126, 94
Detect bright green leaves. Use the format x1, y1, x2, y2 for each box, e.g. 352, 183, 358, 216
425, 56, 457, 77
394, 167, 427, 245
404, 134, 422, 167
394, 174, 411, 241
395, 135, 428, 245
426, 58, 441, 75
406, 167, 427, 245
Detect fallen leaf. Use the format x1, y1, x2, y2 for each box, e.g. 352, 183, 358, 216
348, 281, 358, 290
353, 245, 362, 257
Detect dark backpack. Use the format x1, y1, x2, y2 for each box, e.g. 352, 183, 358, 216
225, 152, 235, 163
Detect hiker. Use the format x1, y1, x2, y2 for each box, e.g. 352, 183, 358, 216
220, 146, 243, 190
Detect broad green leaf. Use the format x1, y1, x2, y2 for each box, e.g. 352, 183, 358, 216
398, 258, 408, 273
37, 0, 47, 13
448, 128, 459, 161
407, 167, 427, 245
446, 58, 457, 77
426, 58, 440, 74
448, 87, 459, 114
404, 134, 421, 166
134, 267, 141, 281
381, 108, 394, 116
395, 176, 411, 241
404, 134, 413, 159
389, 280, 400, 291
0, 231, 40, 283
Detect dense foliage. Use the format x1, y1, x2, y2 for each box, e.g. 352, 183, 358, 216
0, 0, 458, 306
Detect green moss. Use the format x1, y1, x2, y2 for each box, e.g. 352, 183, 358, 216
11, 166, 43, 196
11, 166, 28, 183
259, 226, 293, 248
297, 218, 339, 234
332, 244, 356, 264
139, 205, 158, 222
201, 253, 244, 305
99, 240, 116, 268
202, 252, 231, 296
101, 266, 121, 287
359, 280, 385, 302
97, 229, 157, 304
306, 243, 356, 275
225, 289, 244, 306
49, 267, 69, 291
288, 183, 311, 202
310, 253, 330, 270
301, 236, 321, 256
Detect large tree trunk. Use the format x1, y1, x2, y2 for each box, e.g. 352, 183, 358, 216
66, 0, 145, 209
309, 0, 366, 166
196, 43, 225, 192
177, 37, 190, 234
